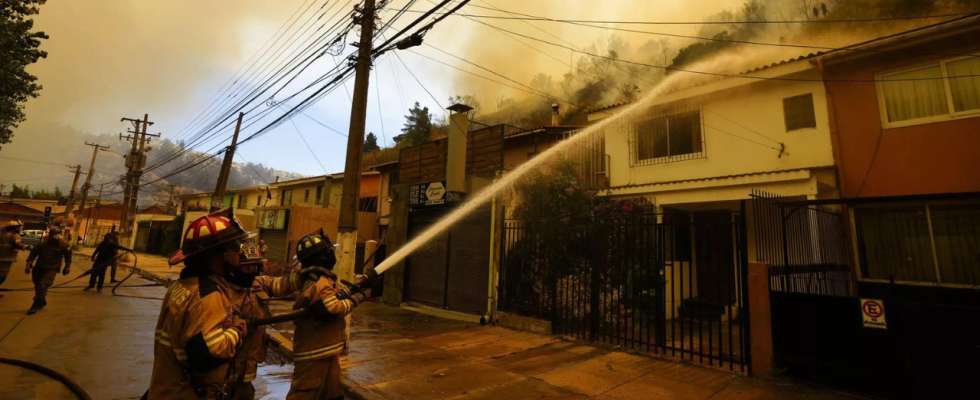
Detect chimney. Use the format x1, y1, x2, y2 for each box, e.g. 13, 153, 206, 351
446, 103, 473, 194
551, 103, 560, 126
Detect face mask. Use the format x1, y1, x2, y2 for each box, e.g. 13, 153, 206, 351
224, 253, 257, 288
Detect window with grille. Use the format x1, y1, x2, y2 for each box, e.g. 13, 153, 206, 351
237, 195, 247, 209
280, 190, 293, 206
632, 107, 704, 165
304, 189, 310, 203
855, 203, 980, 286
315, 186, 323, 205
877, 57, 980, 128
783, 93, 816, 131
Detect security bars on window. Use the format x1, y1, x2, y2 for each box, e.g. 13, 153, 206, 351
630, 104, 706, 166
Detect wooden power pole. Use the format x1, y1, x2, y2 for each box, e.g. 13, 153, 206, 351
211, 112, 244, 212
336, 0, 377, 285
61, 164, 82, 229
119, 114, 158, 241
69, 142, 110, 247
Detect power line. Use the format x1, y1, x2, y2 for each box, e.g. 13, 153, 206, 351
476, 22, 980, 83
392, 7, 980, 25
0, 156, 73, 167
280, 105, 330, 174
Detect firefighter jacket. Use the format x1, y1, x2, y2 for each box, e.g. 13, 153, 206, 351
27, 240, 71, 271
0, 231, 30, 262
234, 273, 303, 383
148, 273, 249, 399
291, 273, 364, 363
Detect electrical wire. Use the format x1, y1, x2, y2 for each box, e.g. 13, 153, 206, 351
280, 105, 330, 174
393, 6, 980, 25
461, 22, 980, 83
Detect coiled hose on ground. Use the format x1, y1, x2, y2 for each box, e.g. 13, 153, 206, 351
0, 357, 92, 400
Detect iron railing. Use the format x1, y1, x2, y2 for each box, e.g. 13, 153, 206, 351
499, 209, 749, 371
751, 189, 853, 297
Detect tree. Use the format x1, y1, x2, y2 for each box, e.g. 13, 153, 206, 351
448, 95, 481, 118
1, 1, 48, 146
395, 102, 433, 147
11, 184, 30, 198
363, 132, 380, 154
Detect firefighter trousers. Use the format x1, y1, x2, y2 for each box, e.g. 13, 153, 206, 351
31, 268, 58, 307
286, 356, 344, 400
0, 262, 11, 287
89, 261, 110, 289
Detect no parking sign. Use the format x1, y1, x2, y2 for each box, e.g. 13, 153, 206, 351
861, 299, 887, 329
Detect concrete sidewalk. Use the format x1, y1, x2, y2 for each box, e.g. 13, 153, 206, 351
74, 245, 179, 284
329, 304, 856, 400
72, 247, 859, 400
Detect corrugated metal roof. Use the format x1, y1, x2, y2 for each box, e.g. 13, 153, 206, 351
586, 52, 823, 115
504, 125, 584, 139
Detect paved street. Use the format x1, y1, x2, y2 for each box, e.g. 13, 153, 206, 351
0, 249, 861, 400
0, 251, 163, 400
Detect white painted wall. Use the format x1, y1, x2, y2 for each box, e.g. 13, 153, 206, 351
598, 68, 836, 204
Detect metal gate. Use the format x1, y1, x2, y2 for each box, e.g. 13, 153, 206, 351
260, 229, 288, 263
499, 208, 750, 371
405, 206, 492, 314
752, 189, 980, 398
134, 222, 151, 252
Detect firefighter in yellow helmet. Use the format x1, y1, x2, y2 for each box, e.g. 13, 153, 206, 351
0, 220, 33, 299
146, 209, 303, 399
226, 239, 304, 400
287, 231, 368, 400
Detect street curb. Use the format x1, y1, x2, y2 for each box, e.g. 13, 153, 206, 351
265, 327, 294, 362
116, 264, 172, 286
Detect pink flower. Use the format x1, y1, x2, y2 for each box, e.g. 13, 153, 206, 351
564, 187, 575, 196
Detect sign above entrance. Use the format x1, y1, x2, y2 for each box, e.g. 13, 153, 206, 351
409, 181, 465, 208
861, 299, 887, 329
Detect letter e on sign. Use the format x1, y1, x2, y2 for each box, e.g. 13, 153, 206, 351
861, 299, 887, 330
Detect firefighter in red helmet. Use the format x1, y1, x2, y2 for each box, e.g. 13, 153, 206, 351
145, 209, 303, 399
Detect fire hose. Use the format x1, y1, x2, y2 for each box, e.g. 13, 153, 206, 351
247, 268, 379, 328
0, 357, 92, 400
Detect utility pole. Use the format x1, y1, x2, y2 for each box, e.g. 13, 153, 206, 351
61, 165, 82, 230
336, 0, 377, 286
86, 183, 105, 245
118, 114, 158, 242
70, 142, 110, 247
211, 112, 244, 212
166, 184, 178, 215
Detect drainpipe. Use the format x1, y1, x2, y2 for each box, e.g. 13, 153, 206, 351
483, 170, 504, 325
818, 58, 859, 297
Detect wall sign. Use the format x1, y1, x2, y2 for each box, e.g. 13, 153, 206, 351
409, 181, 465, 208
861, 299, 887, 330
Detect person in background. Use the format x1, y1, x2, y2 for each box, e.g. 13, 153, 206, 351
0, 220, 33, 299
25, 227, 72, 315
110, 232, 121, 283
86, 233, 119, 293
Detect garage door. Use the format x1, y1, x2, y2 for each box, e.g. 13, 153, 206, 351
405, 206, 491, 314
260, 228, 288, 263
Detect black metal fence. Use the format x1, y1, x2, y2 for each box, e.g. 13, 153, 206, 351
499, 208, 749, 371
751, 189, 852, 297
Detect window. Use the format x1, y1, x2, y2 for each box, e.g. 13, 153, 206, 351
783, 93, 816, 131
855, 204, 980, 286
280, 190, 293, 206
878, 57, 980, 127
256, 194, 263, 207
304, 189, 310, 203
359, 197, 377, 213
315, 186, 323, 205
237, 195, 247, 209
633, 108, 704, 165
